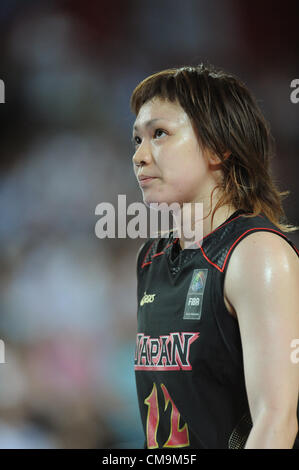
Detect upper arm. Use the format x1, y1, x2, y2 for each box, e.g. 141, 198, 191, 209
224, 231, 299, 422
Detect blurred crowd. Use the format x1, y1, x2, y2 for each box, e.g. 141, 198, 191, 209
0, 0, 298, 448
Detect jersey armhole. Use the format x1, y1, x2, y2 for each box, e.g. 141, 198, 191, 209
214, 228, 299, 365
221, 228, 299, 315
222, 228, 298, 281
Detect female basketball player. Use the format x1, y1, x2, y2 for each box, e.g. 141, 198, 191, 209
131, 65, 299, 449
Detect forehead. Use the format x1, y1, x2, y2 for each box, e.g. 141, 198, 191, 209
133, 98, 188, 130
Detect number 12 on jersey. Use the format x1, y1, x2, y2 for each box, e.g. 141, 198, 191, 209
144, 382, 190, 448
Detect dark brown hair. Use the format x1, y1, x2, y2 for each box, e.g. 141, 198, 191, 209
130, 64, 298, 232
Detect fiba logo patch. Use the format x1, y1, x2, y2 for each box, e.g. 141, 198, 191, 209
183, 269, 208, 320
190, 270, 207, 293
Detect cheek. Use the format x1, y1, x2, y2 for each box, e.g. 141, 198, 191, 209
166, 155, 206, 187
160, 170, 201, 205
165, 138, 206, 175
153, 139, 209, 202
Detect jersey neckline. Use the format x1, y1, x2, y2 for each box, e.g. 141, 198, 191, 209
168, 209, 247, 263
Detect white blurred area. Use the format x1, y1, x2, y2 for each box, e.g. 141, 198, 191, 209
0, 0, 298, 449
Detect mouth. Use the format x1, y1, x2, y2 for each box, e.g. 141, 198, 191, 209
138, 176, 157, 187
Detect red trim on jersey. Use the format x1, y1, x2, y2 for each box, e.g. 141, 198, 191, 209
221, 228, 289, 271
195, 213, 246, 246
141, 215, 246, 268
292, 243, 299, 256
199, 245, 223, 272
200, 227, 290, 272
142, 261, 153, 267
141, 234, 180, 268
194, 213, 264, 248
139, 214, 277, 271
141, 240, 156, 268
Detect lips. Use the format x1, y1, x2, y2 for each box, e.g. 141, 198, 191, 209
138, 175, 157, 187
138, 174, 156, 181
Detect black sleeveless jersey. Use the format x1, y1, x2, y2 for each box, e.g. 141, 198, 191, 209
134, 209, 299, 449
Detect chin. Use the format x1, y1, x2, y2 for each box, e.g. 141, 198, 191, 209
143, 195, 184, 211
143, 184, 191, 205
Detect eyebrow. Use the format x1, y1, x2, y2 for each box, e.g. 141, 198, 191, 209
133, 118, 169, 132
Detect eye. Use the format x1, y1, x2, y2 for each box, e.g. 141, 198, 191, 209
132, 135, 142, 148
131, 128, 167, 149
154, 128, 167, 139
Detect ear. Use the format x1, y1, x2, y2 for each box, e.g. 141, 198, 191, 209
208, 150, 231, 170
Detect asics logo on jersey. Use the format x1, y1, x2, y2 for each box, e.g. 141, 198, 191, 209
140, 291, 156, 306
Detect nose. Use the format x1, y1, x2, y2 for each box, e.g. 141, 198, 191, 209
132, 139, 152, 168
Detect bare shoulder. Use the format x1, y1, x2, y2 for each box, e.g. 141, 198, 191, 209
223, 231, 299, 318
227, 231, 299, 267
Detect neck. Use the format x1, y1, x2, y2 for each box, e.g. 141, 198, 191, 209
172, 201, 236, 250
